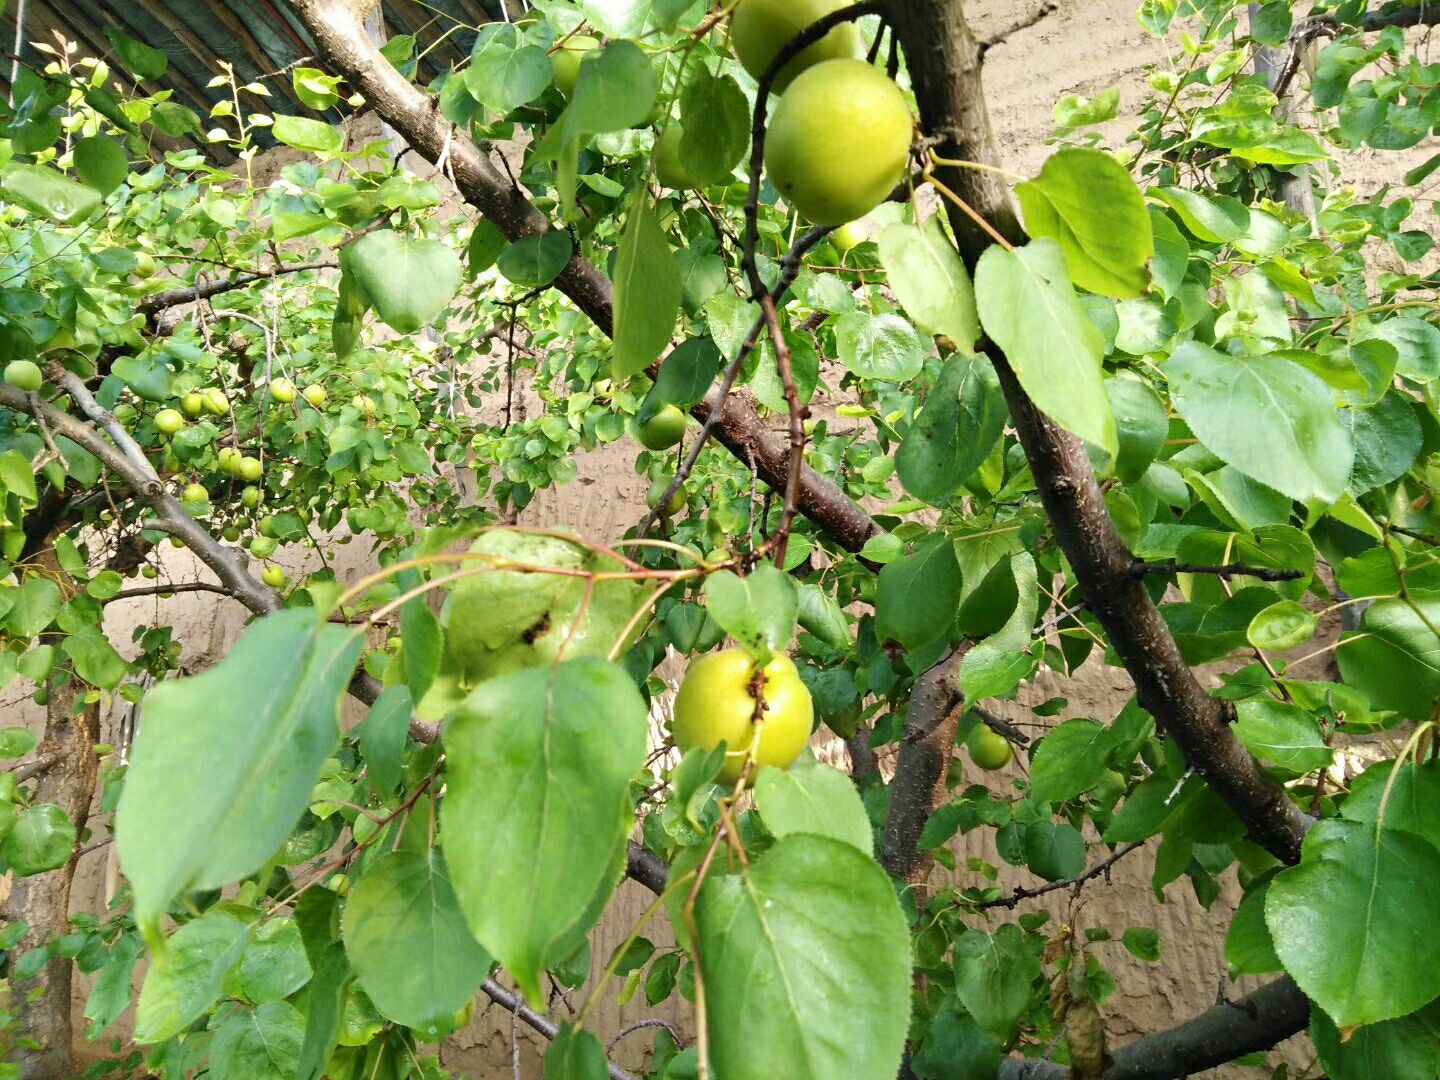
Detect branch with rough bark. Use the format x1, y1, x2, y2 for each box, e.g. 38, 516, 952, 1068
480, 977, 640, 1080
884, 0, 1312, 868
292, 0, 882, 556
996, 976, 1309, 1080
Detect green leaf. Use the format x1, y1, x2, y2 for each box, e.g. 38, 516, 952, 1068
1345, 392, 1422, 494
72, 136, 128, 196
1105, 377, 1167, 484
912, 1000, 1001, 1080
754, 757, 873, 855
959, 551, 1038, 698
2, 803, 75, 876
1029, 718, 1109, 803
702, 565, 798, 660
1247, 600, 1317, 651
0, 727, 36, 759
209, 1001, 305, 1079
62, 625, 129, 689
545, 1022, 609, 1080
271, 115, 343, 155
1022, 820, 1086, 880
569, 41, 655, 133
1266, 819, 1440, 1027
465, 24, 552, 114
442, 659, 647, 1006
1341, 758, 1440, 849
795, 583, 851, 652
134, 909, 250, 1042
678, 68, 748, 186
1312, 1000, 1440, 1080
1370, 315, 1440, 381
342, 850, 491, 1033
974, 238, 1116, 455
835, 311, 924, 382
359, 686, 411, 799
1122, 926, 1161, 962
116, 610, 363, 925
875, 538, 962, 651
85, 932, 143, 1038
953, 924, 1042, 1039
1151, 186, 1250, 243
103, 28, 167, 80
292, 67, 343, 111
5, 577, 59, 638
897, 355, 1005, 504
1, 164, 101, 225
224, 918, 311, 1005
1015, 148, 1153, 298
497, 232, 574, 286
613, 196, 680, 378
1166, 341, 1352, 503
877, 217, 980, 348
696, 834, 911, 1080
651, 337, 722, 408
1337, 595, 1440, 719
467, 218, 507, 278
346, 231, 463, 334
1226, 874, 1281, 976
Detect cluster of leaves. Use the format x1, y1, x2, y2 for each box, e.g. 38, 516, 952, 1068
0, 0, 1436, 1079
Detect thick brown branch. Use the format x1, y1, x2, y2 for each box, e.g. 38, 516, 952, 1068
883, 0, 1311, 867
997, 976, 1309, 1079
292, 0, 883, 554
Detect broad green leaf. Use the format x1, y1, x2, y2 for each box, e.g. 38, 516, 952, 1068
1015, 148, 1153, 298
1122, 926, 1161, 962
1029, 718, 1109, 803
1105, 376, 1167, 484
103, 28, 167, 79
135, 909, 250, 1042
1022, 820, 1086, 880
613, 196, 680, 378
1247, 600, 1317, 651
896, 355, 1005, 504
875, 538, 962, 651
796, 583, 851, 652
3, 803, 75, 875
442, 659, 647, 1006
1, 163, 102, 225
834, 311, 925, 382
72, 136, 127, 196
1337, 595, 1440, 718
0, 727, 36, 759
877, 217, 980, 348
497, 231, 573, 286
1312, 1001, 1440, 1080
1151, 186, 1250, 243
1370, 316, 1440, 381
703, 565, 798, 659
1341, 758, 1440, 849
754, 757, 873, 855
1166, 341, 1352, 502
467, 218, 507, 277
959, 551, 1039, 699
346, 231, 462, 334
696, 835, 911, 1080
342, 850, 491, 1033
62, 625, 129, 689
5, 576, 59, 638
546, 1022, 609, 1079
271, 115, 344, 155
1225, 874, 1281, 975
292, 67, 343, 111
85, 932, 143, 1038
116, 610, 363, 924
974, 238, 1116, 455
952, 925, 1042, 1039
224, 918, 311, 1005
569, 41, 655, 133
209, 1001, 305, 1080
912, 1001, 1001, 1080
1233, 697, 1331, 774
1266, 819, 1440, 1027
465, 24, 552, 114
1345, 392, 1422, 494
678, 68, 748, 186
359, 686, 411, 798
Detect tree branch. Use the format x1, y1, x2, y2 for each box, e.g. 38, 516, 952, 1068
996, 976, 1309, 1079
480, 977, 640, 1080
1131, 560, 1305, 582
292, 0, 883, 555
626, 841, 669, 895
136, 261, 337, 317
883, 0, 1312, 867
978, 840, 1144, 910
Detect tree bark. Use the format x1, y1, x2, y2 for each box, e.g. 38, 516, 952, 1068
292, 0, 883, 555
6, 544, 101, 1080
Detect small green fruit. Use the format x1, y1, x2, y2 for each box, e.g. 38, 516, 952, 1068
832, 220, 866, 252
731, 0, 863, 93
203, 388, 230, 416
180, 392, 205, 417
967, 724, 1013, 771
646, 474, 686, 516
181, 483, 208, 503
217, 447, 243, 474
141, 564, 159, 580
673, 649, 814, 784
222, 525, 241, 543
638, 404, 687, 451
241, 485, 261, 509
765, 60, 913, 225
238, 456, 263, 483
302, 384, 327, 407
652, 125, 693, 190
261, 564, 286, 588
155, 409, 185, 436
552, 35, 601, 97
4, 360, 42, 392
258, 515, 277, 538
249, 535, 277, 558
269, 377, 297, 403
352, 394, 376, 417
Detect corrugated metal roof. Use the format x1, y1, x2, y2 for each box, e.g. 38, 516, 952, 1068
17, 0, 512, 158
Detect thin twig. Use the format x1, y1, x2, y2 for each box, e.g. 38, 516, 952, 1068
1131, 560, 1304, 583
978, 841, 1146, 909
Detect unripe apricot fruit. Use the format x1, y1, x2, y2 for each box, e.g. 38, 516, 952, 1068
967, 724, 1013, 771
731, 0, 862, 93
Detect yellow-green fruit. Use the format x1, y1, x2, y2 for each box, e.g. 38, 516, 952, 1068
269, 376, 297, 403
967, 724, 1013, 771
222, 525, 241, 543
258, 515, 277, 538
672, 649, 814, 784
4, 360, 42, 392
353, 394, 376, 417
652, 125, 693, 189
181, 483, 208, 503
241, 485, 261, 509
141, 564, 158, 580
132, 251, 156, 278
203, 388, 230, 416
553, 35, 601, 97
262, 564, 286, 588
217, 447, 242, 474
337, 985, 385, 1047
249, 535, 277, 558
765, 60, 913, 225
731, 0, 863, 93
181, 392, 205, 417
638, 404, 687, 450
832, 220, 866, 252
646, 474, 686, 516
238, 456, 262, 483
155, 408, 185, 436
302, 383, 327, 407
